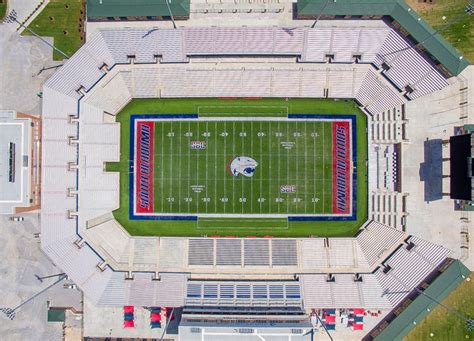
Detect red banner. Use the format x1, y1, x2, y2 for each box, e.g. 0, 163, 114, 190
332, 121, 351, 214
135, 121, 154, 213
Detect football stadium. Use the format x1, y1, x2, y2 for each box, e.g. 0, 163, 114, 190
36, 0, 473, 339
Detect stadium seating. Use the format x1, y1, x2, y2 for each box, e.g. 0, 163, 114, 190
40, 21, 455, 310
356, 69, 405, 115
374, 29, 449, 99
272, 239, 298, 266
375, 236, 451, 306
244, 239, 270, 266
216, 239, 241, 266
188, 239, 214, 266
356, 221, 405, 266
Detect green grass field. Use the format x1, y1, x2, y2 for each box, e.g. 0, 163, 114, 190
405, 274, 474, 341
0, 1, 7, 20
146, 119, 338, 215
22, 0, 83, 60
107, 98, 368, 237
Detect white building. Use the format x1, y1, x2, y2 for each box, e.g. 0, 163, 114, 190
0, 110, 41, 214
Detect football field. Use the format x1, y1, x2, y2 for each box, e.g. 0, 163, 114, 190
107, 98, 368, 237
132, 115, 353, 218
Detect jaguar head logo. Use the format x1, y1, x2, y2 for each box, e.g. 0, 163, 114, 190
229, 156, 258, 177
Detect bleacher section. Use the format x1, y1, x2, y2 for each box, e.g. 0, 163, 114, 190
302, 27, 389, 63
47, 24, 448, 110
300, 273, 392, 309
375, 236, 451, 307
114, 64, 370, 100
356, 221, 405, 267
356, 69, 405, 115
374, 29, 449, 99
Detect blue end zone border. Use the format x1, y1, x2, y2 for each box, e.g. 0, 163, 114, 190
129, 113, 358, 221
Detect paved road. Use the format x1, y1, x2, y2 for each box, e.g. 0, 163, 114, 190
0, 214, 64, 340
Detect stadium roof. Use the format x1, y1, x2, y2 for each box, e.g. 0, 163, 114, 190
87, 0, 190, 19
296, 0, 470, 76
373, 259, 471, 341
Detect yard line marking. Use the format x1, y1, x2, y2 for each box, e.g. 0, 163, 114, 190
170, 121, 173, 211
277, 121, 280, 214
269, 121, 273, 214
224, 121, 227, 214
161, 122, 165, 213
196, 121, 200, 212
293, 121, 300, 213
304, 121, 308, 214
250, 121, 254, 213
178, 121, 182, 213
187, 121, 191, 213
313, 123, 316, 213
259, 121, 263, 215
232, 121, 236, 214
241, 121, 244, 215
214, 121, 218, 213
322, 122, 325, 213
286, 121, 290, 213
205, 121, 209, 213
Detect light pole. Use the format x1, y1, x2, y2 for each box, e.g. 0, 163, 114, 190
0, 274, 67, 320
311, 0, 334, 29
34, 272, 65, 283
165, 0, 177, 29
5, 9, 70, 59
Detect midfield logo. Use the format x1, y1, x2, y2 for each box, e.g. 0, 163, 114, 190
191, 141, 206, 149
229, 156, 258, 177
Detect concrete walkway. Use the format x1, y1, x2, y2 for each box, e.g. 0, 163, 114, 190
402, 65, 474, 270
0, 0, 61, 115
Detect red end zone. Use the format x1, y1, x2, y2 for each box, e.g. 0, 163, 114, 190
332, 121, 351, 214
135, 121, 154, 213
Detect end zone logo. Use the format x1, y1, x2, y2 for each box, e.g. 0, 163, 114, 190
280, 185, 296, 193
136, 121, 154, 213
332, 121, 350, 214
191, 141, 206, 149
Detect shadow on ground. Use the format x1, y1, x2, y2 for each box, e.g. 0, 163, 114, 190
419, 139, 443, 202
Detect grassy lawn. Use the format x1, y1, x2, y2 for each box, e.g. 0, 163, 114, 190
0, 1, 6, 20
22, 0, 83, 60
405, 274, 474, 341
106, 98, 368, 237
407, 0, 474, 62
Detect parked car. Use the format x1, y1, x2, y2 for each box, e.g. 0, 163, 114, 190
10, 216, 24, 222
63, 283, 77, 290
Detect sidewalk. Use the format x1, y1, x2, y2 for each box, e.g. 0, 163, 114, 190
0, 0, 59, 115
